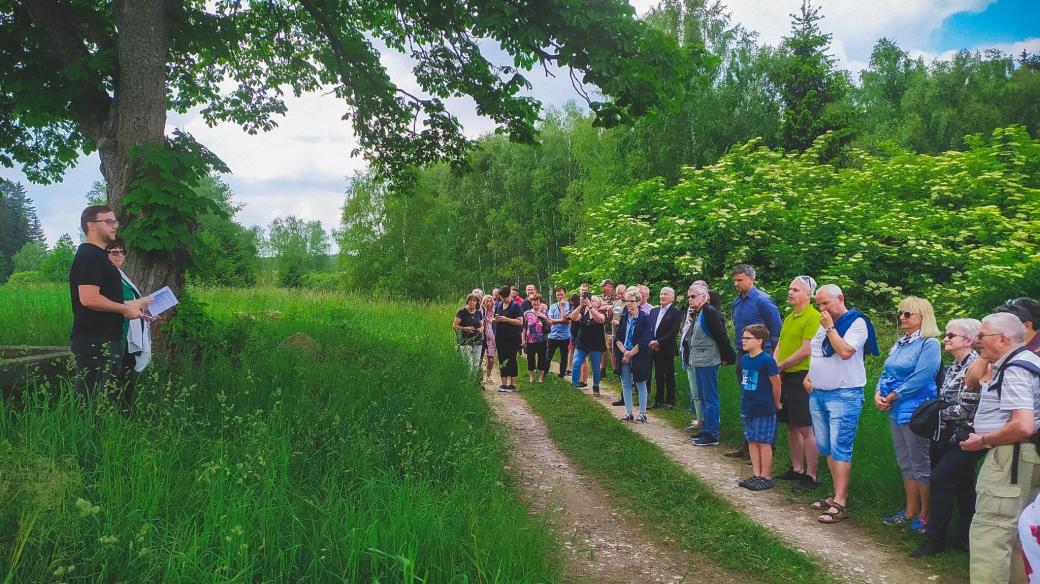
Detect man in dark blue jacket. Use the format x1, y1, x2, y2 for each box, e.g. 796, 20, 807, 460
648, 287, 683, 409
726, 264, 782, 457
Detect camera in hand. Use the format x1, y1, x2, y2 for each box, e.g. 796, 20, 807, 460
582, 292, 592, 300
948, 422, 972, 445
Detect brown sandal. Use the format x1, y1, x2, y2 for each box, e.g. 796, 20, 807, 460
810, 497, 835, 511
817, 502, 849, 523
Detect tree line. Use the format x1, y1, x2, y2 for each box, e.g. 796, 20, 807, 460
0, 173, 337, 291
337, 0, 1040, 300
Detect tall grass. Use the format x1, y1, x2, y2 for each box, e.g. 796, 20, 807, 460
0, 285, 562, 582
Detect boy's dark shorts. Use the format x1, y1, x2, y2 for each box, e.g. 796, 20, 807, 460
778, 370, 812, 427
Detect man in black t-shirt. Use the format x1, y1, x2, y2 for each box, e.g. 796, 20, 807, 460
520, 284, 538, 312
69, 205, 151, 398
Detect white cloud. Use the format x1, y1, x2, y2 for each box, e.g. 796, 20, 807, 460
168, 92, 364, 185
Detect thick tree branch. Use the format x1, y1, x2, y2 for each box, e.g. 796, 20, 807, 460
22, 0, 113, 142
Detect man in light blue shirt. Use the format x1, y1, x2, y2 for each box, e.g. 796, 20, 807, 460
546, 286, 572, 378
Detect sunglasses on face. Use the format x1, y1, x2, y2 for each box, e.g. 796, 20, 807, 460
1002, 298, 1027, 311
107, 249, 125, 256
897, 311, 917, 319
944, 332, 967, 340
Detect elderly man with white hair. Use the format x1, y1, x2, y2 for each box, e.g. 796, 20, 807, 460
648, 286, 682, 409
638, 284, 653, 315
803, 284, 879, 524
681, 283, 735, 446
960, 312, 1040, 583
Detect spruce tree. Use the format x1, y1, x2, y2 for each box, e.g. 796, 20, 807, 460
771, 0, 850, 151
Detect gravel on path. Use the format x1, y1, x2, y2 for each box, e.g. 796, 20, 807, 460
483, 381, 757, 584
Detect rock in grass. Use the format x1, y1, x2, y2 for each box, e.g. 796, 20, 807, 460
278, 332, 320, 356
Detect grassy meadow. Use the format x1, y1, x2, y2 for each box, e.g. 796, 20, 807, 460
0, 285, 561, 583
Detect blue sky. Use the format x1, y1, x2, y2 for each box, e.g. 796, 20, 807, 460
2, 0, 1037, 248
932, 0, 1039, 50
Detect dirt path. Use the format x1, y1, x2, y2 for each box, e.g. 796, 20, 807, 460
482, 382, 756, 584
578, 378, 958, 584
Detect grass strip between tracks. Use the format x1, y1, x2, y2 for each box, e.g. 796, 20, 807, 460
519, 375, 838, 584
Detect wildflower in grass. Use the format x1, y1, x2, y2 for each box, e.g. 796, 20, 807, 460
75, 498, 101, 518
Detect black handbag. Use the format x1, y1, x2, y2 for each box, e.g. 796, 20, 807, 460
909, 398, 950, 440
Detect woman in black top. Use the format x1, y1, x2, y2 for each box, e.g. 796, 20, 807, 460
493, 285, 524, 392
569, 294, 607, 396
453, 293, 485, 384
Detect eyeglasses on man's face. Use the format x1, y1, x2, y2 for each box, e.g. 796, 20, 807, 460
976, 332, 1004, 341
90, 219, 119, 227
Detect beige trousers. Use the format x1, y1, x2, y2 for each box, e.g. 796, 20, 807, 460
971, 443, 1040, 584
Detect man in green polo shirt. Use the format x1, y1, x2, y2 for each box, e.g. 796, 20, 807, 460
774, 275, 821, 492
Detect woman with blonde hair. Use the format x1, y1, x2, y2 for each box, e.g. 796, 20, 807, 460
875, 296, 942, 532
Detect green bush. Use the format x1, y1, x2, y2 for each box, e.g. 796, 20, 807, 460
11, 242, 48, 272
300, 271, 343, 292
558, 125, 1040, 320
3, 271, 48, 287
278, 262, 304, 288
39, 234, 75, 283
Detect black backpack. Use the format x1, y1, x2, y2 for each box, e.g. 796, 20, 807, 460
987, 347, 1040, 484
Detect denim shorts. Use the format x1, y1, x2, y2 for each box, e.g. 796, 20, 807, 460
742, 414, 777, 444
809, 387, 864, 463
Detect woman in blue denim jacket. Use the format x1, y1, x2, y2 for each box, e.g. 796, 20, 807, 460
875, 296, 942, 533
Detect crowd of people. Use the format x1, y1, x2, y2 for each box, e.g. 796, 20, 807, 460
454, 265, 1040, 582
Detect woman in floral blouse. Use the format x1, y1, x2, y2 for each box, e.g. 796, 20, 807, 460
910, 318, 982, 558
481, 295, 497, 384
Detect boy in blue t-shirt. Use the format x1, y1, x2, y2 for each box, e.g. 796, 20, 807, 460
738, 324, 782, 491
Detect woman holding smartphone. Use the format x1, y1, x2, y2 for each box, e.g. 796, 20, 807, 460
570, 293, 608, 396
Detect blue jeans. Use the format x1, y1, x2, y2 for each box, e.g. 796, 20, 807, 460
694, 365, 720, 440
571, 349, 603, 387
620, 362, 648, 415
809, 387, 864, 463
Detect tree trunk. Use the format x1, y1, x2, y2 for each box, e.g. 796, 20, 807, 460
100, 1, 181, 297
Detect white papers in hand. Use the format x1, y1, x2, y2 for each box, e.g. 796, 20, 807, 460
146, 286, 179, 317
